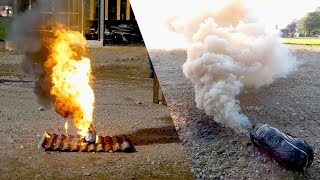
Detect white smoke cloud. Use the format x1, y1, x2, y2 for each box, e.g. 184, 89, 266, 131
130, 0, 297, 133
168, 0, 297, 133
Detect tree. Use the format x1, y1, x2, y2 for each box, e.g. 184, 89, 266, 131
286, 19, 298, 37
280, 28, 289, 37
299, 11, 320, 37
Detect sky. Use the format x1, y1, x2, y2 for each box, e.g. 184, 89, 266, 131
252, 0, 320, 29
131, 0, 320, 49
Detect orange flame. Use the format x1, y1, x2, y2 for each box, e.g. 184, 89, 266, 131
43, 26, 95, 137
44, 132, 51, 138
65, 120, 69, 135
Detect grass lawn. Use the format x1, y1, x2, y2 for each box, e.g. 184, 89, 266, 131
282, 38, 320, 45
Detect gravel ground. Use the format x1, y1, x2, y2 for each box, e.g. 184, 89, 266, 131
149, 45, 320, 180
0, 43, 193, 179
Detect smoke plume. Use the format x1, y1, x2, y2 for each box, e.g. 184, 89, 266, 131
9, 1, 95, 135
8, 1, 52, 107
168, 0, 297, 133
9, 1, 85, 108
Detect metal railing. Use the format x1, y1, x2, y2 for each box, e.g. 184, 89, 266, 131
39, 0, 84, 34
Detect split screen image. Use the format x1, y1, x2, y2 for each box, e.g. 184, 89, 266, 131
0, 0, 319, 179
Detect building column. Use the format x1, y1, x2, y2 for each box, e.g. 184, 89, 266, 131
99, 0, 105, 42
90, 0, 94, 20
116, 0, 120, 20
81, 0, 84, 34
126, 0, 130, 20
13, 0, 18, 15
29, 0, 32, 10
105, 0, 108, 20
72, 0, 77, 12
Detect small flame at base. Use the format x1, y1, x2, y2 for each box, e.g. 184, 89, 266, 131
65, 120, 69, 135
44, 132, 51, 138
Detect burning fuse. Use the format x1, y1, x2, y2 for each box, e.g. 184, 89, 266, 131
249, 124, 314, 172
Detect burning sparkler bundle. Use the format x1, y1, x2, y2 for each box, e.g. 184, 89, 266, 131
42, 26, 95, 138
8, 0, 135, 152
29, 27, 134, 152
18, 26, 134, 152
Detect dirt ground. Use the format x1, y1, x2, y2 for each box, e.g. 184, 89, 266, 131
237, 45, 320, 179
0, 42, 193, 179
192, 45, 320, 179
2, 40, 320, 180
149, 45, 320, 180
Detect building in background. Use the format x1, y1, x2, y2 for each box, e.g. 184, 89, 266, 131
2, 0, 142, 45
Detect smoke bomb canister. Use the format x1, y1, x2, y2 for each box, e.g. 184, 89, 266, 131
249, 124, 314, 172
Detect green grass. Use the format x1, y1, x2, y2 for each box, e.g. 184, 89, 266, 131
282, 37, 320, 45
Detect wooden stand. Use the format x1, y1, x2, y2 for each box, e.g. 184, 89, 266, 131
153, 72, 167, 105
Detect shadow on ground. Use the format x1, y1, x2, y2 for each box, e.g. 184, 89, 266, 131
121, 125, 181, 146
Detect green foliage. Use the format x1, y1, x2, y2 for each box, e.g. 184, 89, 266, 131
299, 10, 320, 36
286, 19, 298, 37
0, 17, 10, 40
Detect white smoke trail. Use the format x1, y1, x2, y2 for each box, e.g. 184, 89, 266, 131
168, 0, 297, 133
131, 0, 297, 133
